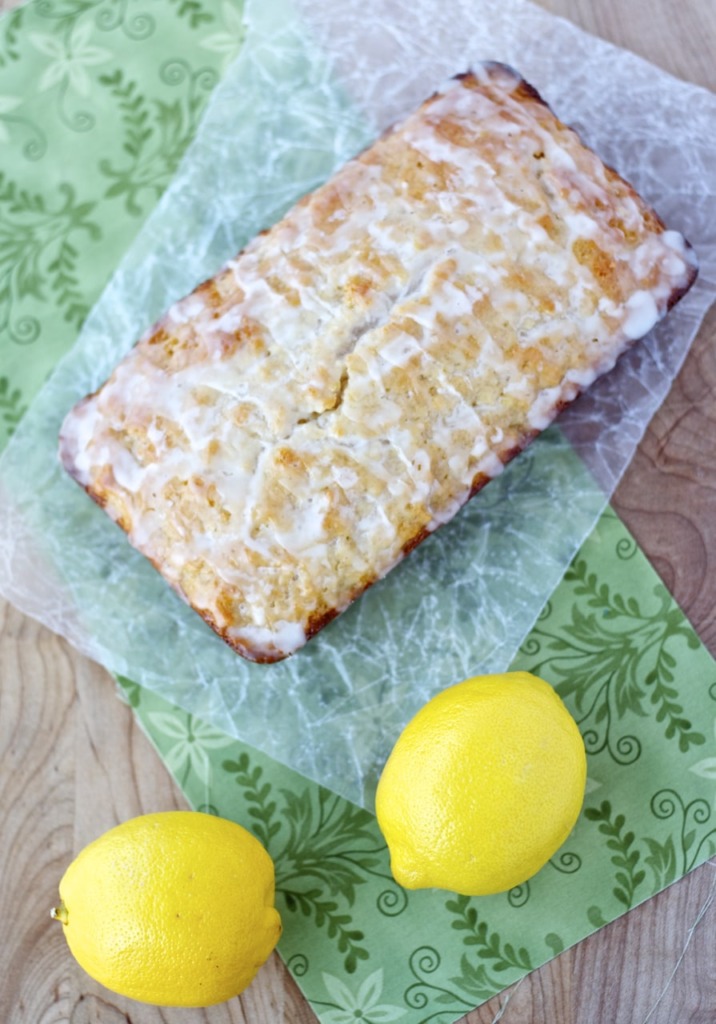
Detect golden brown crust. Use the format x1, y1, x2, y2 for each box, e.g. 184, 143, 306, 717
59, 63, 698, 662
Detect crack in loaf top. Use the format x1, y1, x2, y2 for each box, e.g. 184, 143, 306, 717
59, 62, 698, 662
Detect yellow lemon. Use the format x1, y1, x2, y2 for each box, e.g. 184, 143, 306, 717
51, 811, 281, 1007
375, 672, 586, 896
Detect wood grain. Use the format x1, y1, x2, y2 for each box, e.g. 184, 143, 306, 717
1, 1, 715, 1022
613, 301, 716, 657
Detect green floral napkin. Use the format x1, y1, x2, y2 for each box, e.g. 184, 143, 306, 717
0, 0, 241, 448
125, 507, 716, 1021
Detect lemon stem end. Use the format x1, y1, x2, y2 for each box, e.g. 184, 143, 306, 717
51, 902, 68, 925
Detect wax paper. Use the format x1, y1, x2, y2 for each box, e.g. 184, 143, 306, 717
1, 0, 715, 806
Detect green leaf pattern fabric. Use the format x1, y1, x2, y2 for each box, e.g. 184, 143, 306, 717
0, 0, 239, 448
125, 508, 716, 1023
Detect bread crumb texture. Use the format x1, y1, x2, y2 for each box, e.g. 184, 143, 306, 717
59, 63, 697, 661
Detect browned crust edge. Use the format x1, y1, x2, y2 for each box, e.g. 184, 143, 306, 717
59, 64, 700, 664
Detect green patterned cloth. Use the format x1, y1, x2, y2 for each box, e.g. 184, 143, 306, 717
126, 507, 716, 1020
1, 2, 715, 1021
0, 0, 242, 447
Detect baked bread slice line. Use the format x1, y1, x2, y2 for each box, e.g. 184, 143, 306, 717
60, 63, 698, 662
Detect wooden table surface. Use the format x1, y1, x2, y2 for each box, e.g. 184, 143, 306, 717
2, 1, 715, 1021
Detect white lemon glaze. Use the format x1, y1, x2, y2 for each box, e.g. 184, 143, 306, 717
60, 64, 698, 661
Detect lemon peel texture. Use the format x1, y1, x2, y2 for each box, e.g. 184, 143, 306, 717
375, 671, 587, 896
52, 810, 281, 1007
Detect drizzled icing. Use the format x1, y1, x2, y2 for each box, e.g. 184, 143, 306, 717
59, 63, 698, 662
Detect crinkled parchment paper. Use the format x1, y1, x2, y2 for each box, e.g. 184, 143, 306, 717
1, 0, 714, 804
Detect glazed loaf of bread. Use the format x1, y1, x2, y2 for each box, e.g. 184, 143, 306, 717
60, 63, 698, 662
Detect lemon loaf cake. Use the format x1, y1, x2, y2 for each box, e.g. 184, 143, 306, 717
59, 63, 698, 662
